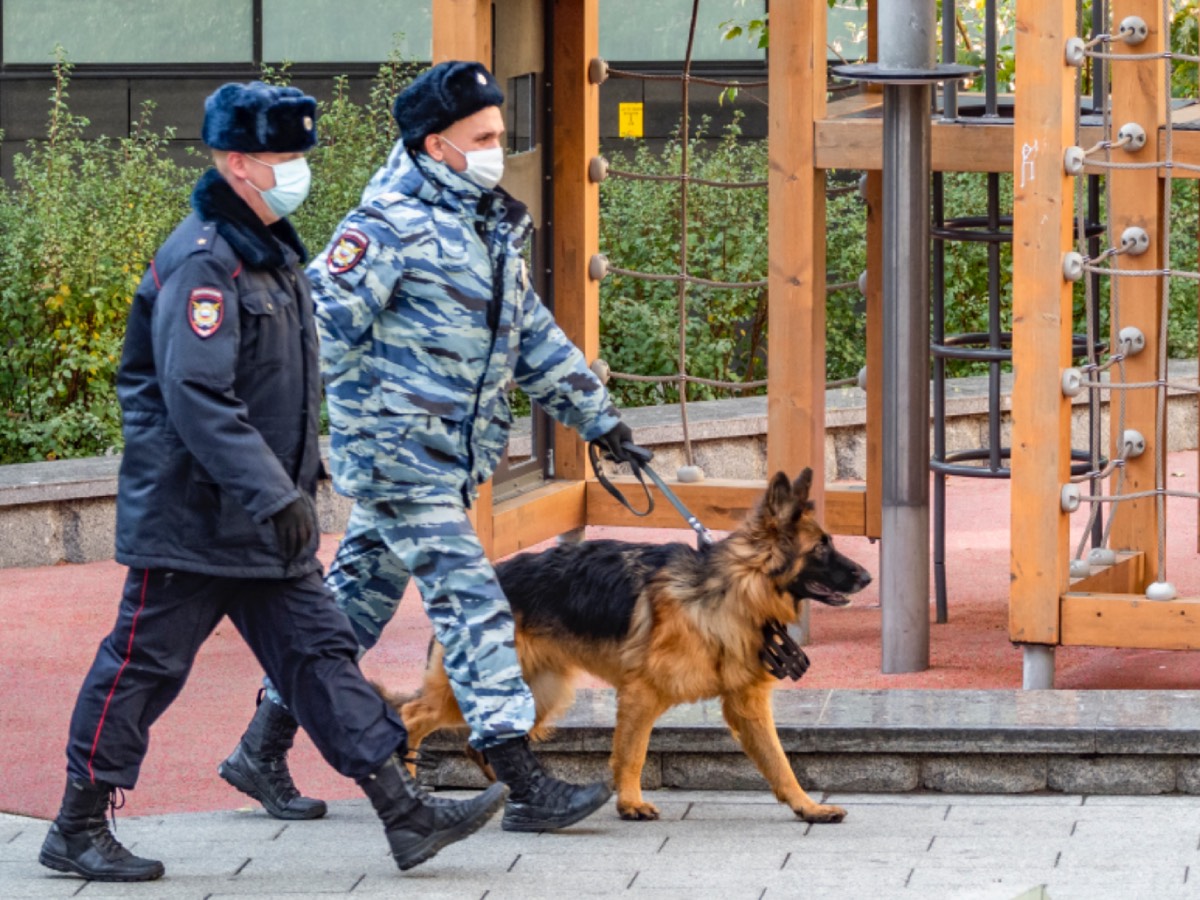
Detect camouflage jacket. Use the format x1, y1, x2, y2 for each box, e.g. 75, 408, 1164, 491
308, 144, 620, 504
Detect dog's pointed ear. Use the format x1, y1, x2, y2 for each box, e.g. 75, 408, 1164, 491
766, 471, 793, 517
793, 468, 813, 506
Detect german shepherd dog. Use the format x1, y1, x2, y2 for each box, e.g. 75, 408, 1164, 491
389, 468, 871, 823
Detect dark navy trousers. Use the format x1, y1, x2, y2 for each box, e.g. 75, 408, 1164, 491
65, 567, 407, 788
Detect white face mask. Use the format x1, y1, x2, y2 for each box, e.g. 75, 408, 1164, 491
439, 135, 504, 190
245, 155, 312, 217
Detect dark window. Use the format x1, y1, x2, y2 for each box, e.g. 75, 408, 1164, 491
506, 72, 536, 154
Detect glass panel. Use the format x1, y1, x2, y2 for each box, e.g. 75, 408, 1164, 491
262, 0, 432, 63
599, 0, 766, 62
3, 0, 252, 64
506, 73, 536, 154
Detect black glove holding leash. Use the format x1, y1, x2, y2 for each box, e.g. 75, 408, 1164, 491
595, 421, 652, 466
272, 493, 317, 562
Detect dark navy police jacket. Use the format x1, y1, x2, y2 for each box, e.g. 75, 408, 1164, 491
114, 169, 323, 578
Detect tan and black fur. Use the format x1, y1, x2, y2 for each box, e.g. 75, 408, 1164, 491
389, 468, 870, 823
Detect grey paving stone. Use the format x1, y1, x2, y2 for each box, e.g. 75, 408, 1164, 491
1047, 755, 1178, 794
941, 805, 1082, 834
0, 863, 95, 899
794, 752, 921, 792
670, 800, 797, 822
661, 752, 770, 790
923, 835, 1062, 868
904, 869, 1061, 897
830, 791, 1086, 806
1080, 792, 1200, 807
921, 755, 1049, 793
1176, 758, 1200, 794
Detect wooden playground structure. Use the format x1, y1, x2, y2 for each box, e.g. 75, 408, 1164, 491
431, 0, 1200, 687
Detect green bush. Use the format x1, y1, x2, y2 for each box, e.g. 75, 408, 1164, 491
0, 57, 193, 462
0, 57, 414, 464
599, 117, 771, 406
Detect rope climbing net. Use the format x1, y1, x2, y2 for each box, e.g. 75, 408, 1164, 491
1061, 2, 1200, 599
589, 0, 862, 476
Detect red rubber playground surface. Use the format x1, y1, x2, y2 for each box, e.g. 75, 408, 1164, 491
5, 456, 1200, 821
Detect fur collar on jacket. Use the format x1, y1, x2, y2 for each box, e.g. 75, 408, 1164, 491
190, 168, 307, 269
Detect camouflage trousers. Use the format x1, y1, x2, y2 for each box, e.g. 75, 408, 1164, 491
264, 496, 534, 750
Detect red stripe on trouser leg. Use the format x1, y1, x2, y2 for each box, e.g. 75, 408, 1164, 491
87, 569, 151, 784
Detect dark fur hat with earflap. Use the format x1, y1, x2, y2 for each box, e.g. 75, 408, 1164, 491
393, 61, 504, 150
202, 81, 318, 153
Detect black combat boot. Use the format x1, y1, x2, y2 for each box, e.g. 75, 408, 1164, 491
485, 736, 612, 832
219, 693, 327, 820
38, 780, 164, 882
359, 751, 507, 871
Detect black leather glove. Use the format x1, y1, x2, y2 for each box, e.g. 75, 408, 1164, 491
596, 420, 653, 465
271, 494, 316, 562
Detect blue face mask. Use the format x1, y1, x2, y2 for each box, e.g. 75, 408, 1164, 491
245, 155, 311, 217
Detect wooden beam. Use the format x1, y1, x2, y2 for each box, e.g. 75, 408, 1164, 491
815, 97, 1200, 176
1061, 594, 1200, 649
585, 480, 866, 536
491, 480, 587, 559
550, 0, 600, 484
431, 0, 492, 64
1065, 551, 1144, 595
766, 0, 827, 510
1008, 0, 1076, 646
1105, 0, 1165, 580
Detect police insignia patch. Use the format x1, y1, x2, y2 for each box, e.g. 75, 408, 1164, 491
328, 228, 369, 275
188, 287, 224, 338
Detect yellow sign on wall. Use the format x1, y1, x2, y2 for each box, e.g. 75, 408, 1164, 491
618, 102, 644, 139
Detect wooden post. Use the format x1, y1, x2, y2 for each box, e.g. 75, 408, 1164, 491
1106, 0, 1165, 581
432, 0, 492, 64
551, 0, 601, 484
1009, 0, 1077, 648
767, 0, 828, 503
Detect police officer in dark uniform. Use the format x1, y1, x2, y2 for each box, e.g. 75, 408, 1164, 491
38, 82, 506, 883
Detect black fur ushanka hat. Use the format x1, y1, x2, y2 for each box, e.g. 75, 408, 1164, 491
202, 81, 318, 153
393, 61, 505, 150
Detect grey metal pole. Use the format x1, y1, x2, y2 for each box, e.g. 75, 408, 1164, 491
833, 2, 974, 676
1023, 644, 1055, 689
879, 0, 935, 674
880, 82, 932, 674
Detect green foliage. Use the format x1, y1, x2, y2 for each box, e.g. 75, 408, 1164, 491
599, 117, 770, 406
0, 54, 420, 464
0, 54, 193, 462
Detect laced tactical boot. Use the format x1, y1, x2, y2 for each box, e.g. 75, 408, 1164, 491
219, 693, 327, 820
485, 736, 612, 832
38, 780, 164, 882
359, 751, 507, 871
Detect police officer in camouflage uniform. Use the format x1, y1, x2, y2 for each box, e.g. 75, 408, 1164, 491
230, 61, 645, 833
39, 82, 507, 883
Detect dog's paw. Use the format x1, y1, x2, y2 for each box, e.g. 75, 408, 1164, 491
795, 803, 846, 824
617, 799, 661, 821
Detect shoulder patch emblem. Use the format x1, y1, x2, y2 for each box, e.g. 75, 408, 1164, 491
188, 287, 224, 338
328, 228, 370, 275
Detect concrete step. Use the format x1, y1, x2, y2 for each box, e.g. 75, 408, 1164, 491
418, 688, 1200, 796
